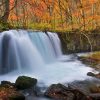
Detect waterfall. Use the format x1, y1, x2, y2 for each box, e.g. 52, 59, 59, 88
47, 32, 62, 57
0, 30, 47, 74
28, 31, 57, 63
0, 30, 63, 74
0, 30, 92, 85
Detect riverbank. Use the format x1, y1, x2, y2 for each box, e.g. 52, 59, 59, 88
79, 52, 100, 70
78, 51, 100, 81
57, 29, 100, 54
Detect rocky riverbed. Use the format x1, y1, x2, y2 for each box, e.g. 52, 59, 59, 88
1, 75, 100, 100
1, 52, 100, 100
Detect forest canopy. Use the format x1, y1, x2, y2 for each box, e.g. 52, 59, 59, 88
0, 0, 100, 31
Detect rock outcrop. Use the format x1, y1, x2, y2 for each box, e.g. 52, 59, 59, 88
45, 83, 90, 100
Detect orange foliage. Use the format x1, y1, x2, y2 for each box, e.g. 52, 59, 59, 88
8, 0, 100, 30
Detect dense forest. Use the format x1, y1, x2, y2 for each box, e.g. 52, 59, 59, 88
0, 0, 100, 31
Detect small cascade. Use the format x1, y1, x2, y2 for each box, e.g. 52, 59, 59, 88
47, 32, 62, 57
0, 30, 63, 74
28, 31, 57, 63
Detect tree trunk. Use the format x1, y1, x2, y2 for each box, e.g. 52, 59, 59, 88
0, 0, 10, 23
58, 0, 64, 28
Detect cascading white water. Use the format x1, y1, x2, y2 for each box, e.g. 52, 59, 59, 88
0, 30, 92, 85
0, 30, 44, 74
47, 32, 62, 57
28, 31, 57, 63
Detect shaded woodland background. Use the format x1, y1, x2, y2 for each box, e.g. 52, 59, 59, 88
0, 0, 100, 31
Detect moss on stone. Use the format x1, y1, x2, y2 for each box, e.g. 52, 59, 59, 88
15, 76, 37, 90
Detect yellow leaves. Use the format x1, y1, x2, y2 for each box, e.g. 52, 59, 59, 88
7, 0, 100, 30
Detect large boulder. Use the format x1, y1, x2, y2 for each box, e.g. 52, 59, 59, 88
45, 83, 89, 100
15, 76, 37, 90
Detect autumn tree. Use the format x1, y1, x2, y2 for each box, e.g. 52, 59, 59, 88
0, 0, 10, 23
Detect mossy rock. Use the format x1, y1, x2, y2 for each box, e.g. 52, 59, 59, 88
15, 76, 37, 90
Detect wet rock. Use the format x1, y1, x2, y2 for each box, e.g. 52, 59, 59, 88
1, 81, 12, 85
15, 76, 37, 90
87, 72, 95, 77
87, 72, 100, 79
1, 81, 14, 87
0, 85, 25, 100
45, 83, 89, 100
68, 80, 100, 94
68, 82, 90, 95
45, 83, 74, 100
